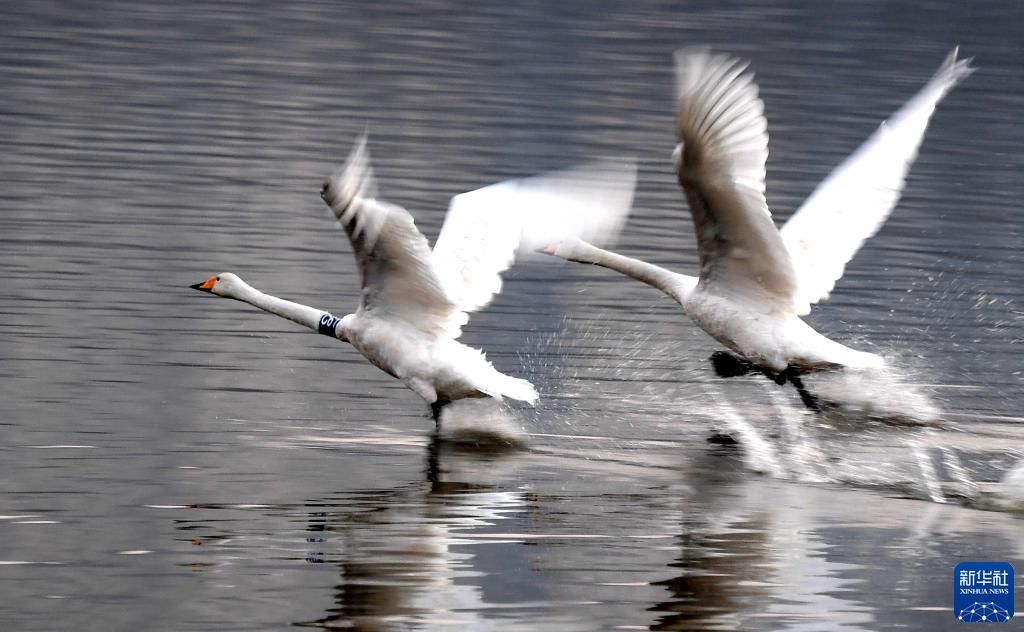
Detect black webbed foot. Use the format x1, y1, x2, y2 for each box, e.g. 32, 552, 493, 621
706, 431, 740, 446
709, 352, 834, 414
709, 351, 755, 378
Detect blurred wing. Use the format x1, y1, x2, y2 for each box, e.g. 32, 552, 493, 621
321, 136, 463, 337
781, 48, 974, 311
674, 48, 802, 310
513, 159, 638, 252
432, 160, 637, 315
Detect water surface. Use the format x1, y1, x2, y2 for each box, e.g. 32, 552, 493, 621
1, 1, 1022, 630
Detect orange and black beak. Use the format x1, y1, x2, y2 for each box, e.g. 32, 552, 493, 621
190, 276, 217, 293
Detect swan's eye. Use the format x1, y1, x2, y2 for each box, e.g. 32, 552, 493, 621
215, 276, 221, 281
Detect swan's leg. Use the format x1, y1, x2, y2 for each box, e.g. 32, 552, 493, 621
404, 377, 444, 422
708, 351, 825, 412
430, 399, 451, 423
709, 351, 798, 404
709, 351, 755, 378
785, 372, 824, 413
763, 368, 788, 386
751, 365, 825, 412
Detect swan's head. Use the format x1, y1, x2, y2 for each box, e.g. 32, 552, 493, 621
190, 272, 245, 298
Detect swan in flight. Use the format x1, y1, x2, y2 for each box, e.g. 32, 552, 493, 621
192, 137, 637, 419
545, 48, 974, 410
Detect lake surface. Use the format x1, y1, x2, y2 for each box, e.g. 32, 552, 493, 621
1, 0, 1022, 629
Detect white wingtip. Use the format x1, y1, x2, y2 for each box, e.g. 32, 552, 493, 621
932, 46, 975, 92
781, 46, 973, 312
515, 157, 639, 252
672, 46, 768, 194
318, 134, 395, 256
321, 134, 378, 221
673, 46, 716, 103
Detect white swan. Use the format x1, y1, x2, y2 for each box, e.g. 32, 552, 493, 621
192, 137, 637, 418
546, 48, 973, 409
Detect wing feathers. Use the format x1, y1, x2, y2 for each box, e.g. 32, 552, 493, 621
321, 136, 462, 337
432, 159, 637, 316
780, 48, 974, 311
323, 138, 637, 339
674, 48, 801, 306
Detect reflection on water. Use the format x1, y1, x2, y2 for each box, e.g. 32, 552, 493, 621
1, 0, 1023, 629
297, 488, 524, 628
148, 438, 1023, 630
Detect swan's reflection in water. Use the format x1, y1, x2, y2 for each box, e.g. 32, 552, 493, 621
295, 435, 536, 629
650, 450, 773, 631
645, 448, 866, 631
647, 445, 1024, 631
165, 422, 1023, 630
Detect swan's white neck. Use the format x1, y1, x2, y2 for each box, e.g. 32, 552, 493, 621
226, 280, 347, 341
548, 239, 697, 305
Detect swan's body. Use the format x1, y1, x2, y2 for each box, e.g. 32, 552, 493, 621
193, 137, 636, 415
547, 48, 973, 388
339, 307, 533, 404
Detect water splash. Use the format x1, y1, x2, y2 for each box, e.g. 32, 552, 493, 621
912, 436, 946, 503
809, 363, 943, 425
514, 314, 1022, 513
940, 447, 979, 499
436, 399, 529, 449
993, 458, 1024, 512
713, 395, 785, 477
763, 385, 828, 483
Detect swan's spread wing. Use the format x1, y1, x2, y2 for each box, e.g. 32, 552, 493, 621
321, 137, 462, 336
432, 160, 637, 315
674, 48, 802, 310
780, 48, 974, 311
430, 186, 520, 317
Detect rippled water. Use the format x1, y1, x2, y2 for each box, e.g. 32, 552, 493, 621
1, 1, 1022, 630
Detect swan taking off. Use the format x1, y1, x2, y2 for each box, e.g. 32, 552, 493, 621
192, 137, 637, 419
546, 48, 973, 410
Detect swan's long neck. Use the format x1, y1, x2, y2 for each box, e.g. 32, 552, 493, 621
228, 281, 345, 340
548, 239, 697, 304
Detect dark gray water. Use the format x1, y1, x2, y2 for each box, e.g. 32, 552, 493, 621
1, 1, 1022, 630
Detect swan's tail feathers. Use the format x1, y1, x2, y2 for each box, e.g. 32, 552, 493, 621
483, 372, 539, 406
320, 134, 378, 225
844, 349, 886, 371
796, 344, 886, 373
506, 376, 539, 405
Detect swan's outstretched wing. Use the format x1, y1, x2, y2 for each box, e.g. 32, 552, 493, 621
780, 48, 974, 311
432, 160, 637, 316
673, 48, 802, 310
321, 137, 463, 337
